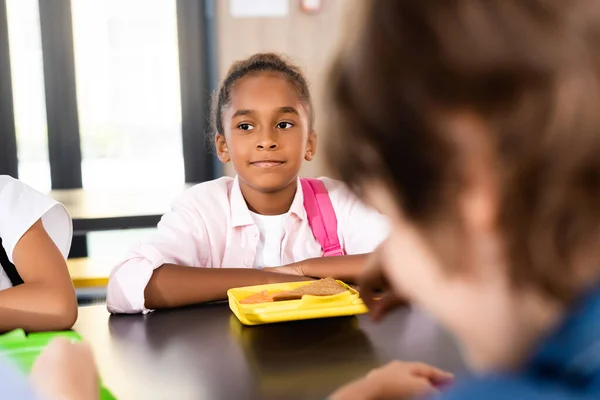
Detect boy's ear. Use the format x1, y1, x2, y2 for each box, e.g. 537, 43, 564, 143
445, 113, 498, 235
305, 132, 317, 161
215, 133, 231, 163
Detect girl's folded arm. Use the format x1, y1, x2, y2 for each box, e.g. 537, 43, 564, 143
0, 220, 77, 332
107, 193, 311, 314
144, 264, 311, 309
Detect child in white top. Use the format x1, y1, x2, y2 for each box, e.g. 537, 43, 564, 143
0, 175, 76, 332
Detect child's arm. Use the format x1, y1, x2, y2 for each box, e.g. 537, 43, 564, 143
108, 184, 317, 313
0, 220, 77, 332
268, 254, 369, 283
143, 264, 312, 309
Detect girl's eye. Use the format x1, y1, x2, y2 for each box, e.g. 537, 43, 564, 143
277, 122, 294, 129
238, 123, 255, 131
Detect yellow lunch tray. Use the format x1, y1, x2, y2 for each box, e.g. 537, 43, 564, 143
228, 280, 368, 326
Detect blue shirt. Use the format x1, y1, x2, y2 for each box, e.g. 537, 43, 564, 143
436, 286, 600, 399
0, 357, 38, 399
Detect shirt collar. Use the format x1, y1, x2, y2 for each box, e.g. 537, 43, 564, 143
230, 176, 307, 228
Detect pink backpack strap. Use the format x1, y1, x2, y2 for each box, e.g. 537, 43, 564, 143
301, 178, 345, 257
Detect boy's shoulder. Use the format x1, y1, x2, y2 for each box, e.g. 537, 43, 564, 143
436, 374, 593, 400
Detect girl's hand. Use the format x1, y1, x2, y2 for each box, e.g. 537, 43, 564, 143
330, 361, 454, 400
359, 249, 409, 322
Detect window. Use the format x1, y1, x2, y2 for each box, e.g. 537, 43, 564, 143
1, 0, 215, 260
5, 0, 51, 192
71, 0, 184, 190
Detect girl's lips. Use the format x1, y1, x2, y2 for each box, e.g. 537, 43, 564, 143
250, 161, 285, 168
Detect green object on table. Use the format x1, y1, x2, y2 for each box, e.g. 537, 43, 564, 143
0, 330, 116, 400
0, 328, 26, 342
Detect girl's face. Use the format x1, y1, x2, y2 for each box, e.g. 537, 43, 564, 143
216, 72, 316, 195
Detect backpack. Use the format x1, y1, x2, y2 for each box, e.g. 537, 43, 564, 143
300, 178, 345, 257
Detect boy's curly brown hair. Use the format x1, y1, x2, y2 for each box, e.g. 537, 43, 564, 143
326, 0, 600, 303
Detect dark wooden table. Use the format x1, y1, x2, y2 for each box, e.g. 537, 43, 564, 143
74, 304, 466, 400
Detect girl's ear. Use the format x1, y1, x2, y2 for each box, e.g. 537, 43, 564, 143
305, 132, 317, 161
215, 133, 231, 163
